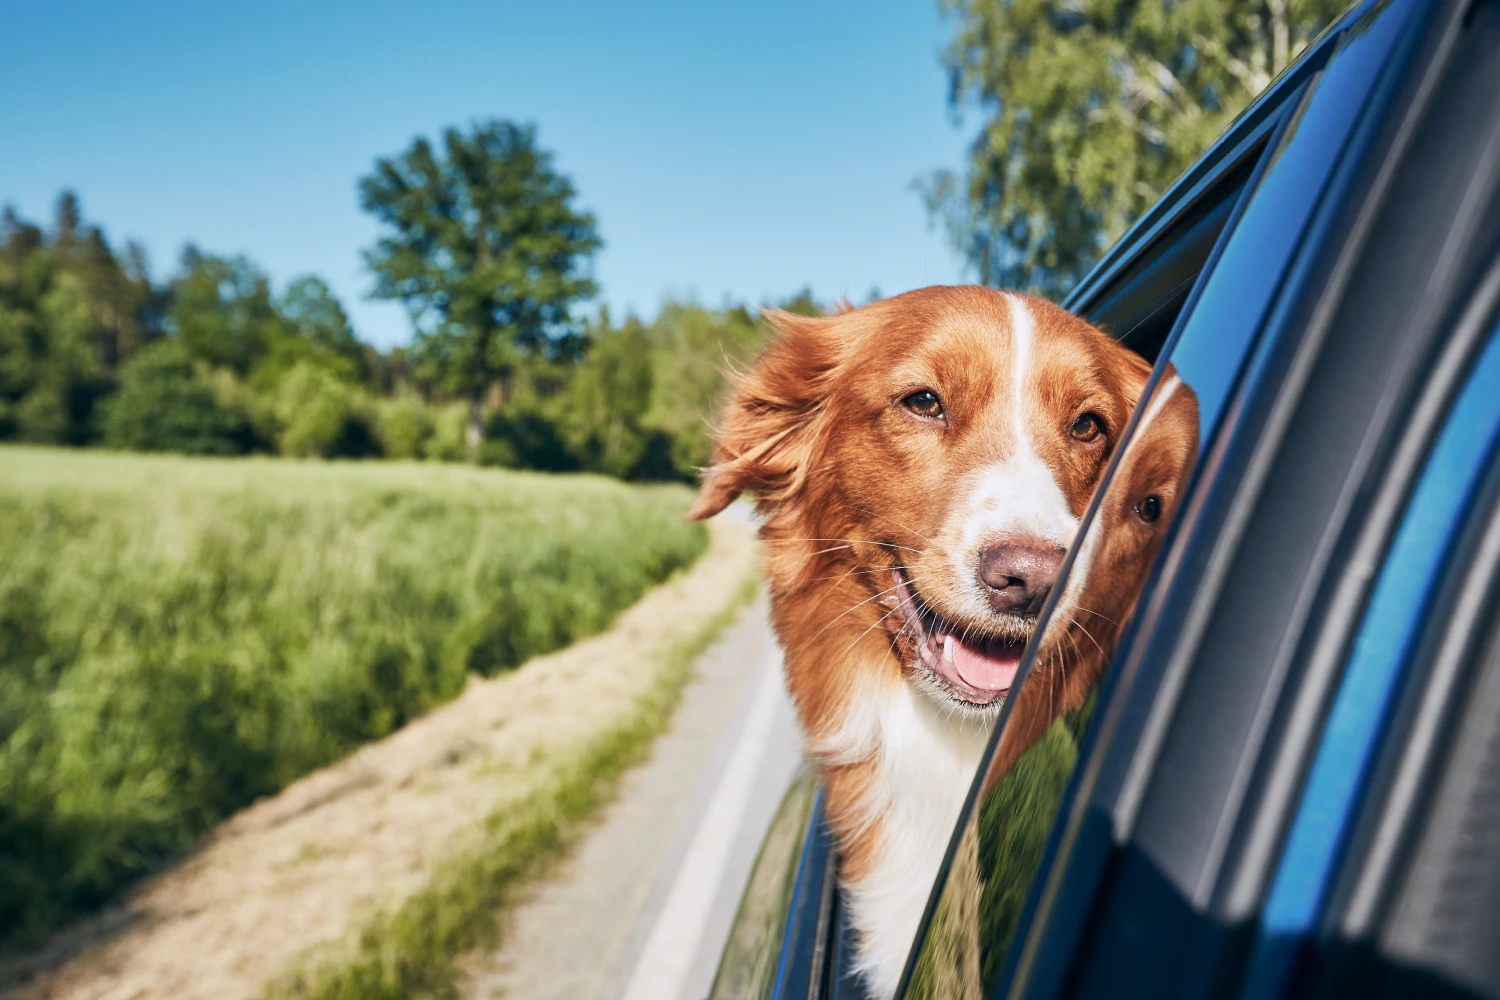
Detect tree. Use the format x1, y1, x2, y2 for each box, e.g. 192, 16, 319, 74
360, 120, 602, 456
0, 195, 144, 444
642, 302, 765, 479
925, 0, 1346, 298
554, 311, 656, 478
169, 251, 276, 375
263, 275, 367, 385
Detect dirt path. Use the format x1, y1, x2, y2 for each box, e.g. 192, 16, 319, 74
460, 597, 801, 1000
2, 518, 760, 1000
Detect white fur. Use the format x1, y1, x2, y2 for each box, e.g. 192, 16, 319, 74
808, 674, 993, 998
946, 294, 1079, 621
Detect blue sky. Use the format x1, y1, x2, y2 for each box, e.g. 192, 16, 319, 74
0, 0, 971, 349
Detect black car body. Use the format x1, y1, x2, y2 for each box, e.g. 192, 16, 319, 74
709, 0, 1500, 996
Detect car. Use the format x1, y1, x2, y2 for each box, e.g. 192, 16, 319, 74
705, 0, 1500, 996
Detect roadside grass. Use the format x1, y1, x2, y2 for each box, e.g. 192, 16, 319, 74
268, 548, 761, 1000
0, 446, 707, 942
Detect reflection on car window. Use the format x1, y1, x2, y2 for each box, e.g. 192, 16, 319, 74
899, 6, 1415, 995
1168, 0, 1404, 443
905, 369, 1199, 999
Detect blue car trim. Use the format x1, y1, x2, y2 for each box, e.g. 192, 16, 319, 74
1241, 321, 1500, 997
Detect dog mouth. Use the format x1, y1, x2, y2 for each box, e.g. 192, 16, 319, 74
890, 568, 1028, 706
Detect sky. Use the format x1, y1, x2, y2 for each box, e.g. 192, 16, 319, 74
0, 0, 972, 349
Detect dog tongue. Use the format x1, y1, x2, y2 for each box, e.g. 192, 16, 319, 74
950, 637, 1021, 694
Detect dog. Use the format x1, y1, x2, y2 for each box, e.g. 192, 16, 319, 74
689, 285, 1162, 996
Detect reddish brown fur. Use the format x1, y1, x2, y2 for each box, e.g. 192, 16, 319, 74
690, 286, 1155, 888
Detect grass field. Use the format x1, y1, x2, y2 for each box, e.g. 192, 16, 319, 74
0, 446, 707, 943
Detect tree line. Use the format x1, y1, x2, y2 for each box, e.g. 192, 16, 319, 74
0, 126, 812, 481
5, 0, 1353, 475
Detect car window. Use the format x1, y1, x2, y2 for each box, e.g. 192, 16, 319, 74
1239, 310, 1500, 1000
898, 5, 1421, 993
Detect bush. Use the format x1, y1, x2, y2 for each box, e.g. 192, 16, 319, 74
101, 341, 250, 455
423, 403, 468, 461
480, 406, 577, 472
273, 362, 379, 459
0, 447, 708, 941
373, 392, 434, 460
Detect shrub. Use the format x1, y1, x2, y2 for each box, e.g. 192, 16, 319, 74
423, 403, 468, 462
273, 362, 380, 459
480, 406, 577, 472
373, 392, 434, 460
101, 341, 250, 455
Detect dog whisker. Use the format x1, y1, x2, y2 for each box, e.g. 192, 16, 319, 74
1073, 606, 1121, 627
1070, 616, 1108, 658
840, 503, 938, 546
808, 580, 907, 643
760, 537, 925, 555
836, 599, 907, 664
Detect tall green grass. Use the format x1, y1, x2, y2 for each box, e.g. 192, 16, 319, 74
0, 446, 706, 942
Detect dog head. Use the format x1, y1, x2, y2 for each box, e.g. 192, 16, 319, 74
691, 286, 1153, 717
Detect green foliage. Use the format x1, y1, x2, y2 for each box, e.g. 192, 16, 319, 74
272, 362, 379, 459
101, 341, 251, 455
926, 0, 1348, 297
372, 391, 434, 460
274, 275, 367, 382
0, 196, 149, 445
361, 120, 603, 452
3, 165, 798, 481
640, 301, 764, 478
423, 402, 470, 461
170, 251, 276, 375
547, 313, 656, 478
0, 446, 707, 941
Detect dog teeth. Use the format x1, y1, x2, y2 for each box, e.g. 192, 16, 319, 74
943, 635, 955, 663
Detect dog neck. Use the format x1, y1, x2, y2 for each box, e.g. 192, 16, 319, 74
767, 538, 994, 998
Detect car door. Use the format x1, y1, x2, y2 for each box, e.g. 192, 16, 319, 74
899, 0, 1500, 997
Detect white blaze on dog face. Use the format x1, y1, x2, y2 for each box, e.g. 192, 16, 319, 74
944, 294, 1081, 623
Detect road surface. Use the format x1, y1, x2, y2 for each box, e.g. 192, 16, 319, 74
464, 591, 803, 1000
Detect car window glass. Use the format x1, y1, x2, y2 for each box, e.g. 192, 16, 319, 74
902, 367, 1200, 1000
1169, 0, 1404, 443
899, 6, 1417, 993
1240, 316, 1500, 998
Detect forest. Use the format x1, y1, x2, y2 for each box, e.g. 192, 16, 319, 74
0, 173, 810, 483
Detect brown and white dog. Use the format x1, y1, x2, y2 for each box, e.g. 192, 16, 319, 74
689, 285, 1180, 996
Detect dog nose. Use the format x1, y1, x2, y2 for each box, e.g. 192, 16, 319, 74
978, 541, 1064, 616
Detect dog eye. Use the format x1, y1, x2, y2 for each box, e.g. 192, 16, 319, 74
1070, 412, 1104, 442
902, 390, 944, 419
1135, 495, 1162, 523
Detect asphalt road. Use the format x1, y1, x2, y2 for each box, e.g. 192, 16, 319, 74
465, 583, 804, 1000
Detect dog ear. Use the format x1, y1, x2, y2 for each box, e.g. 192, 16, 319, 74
688, 308, 844, 520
